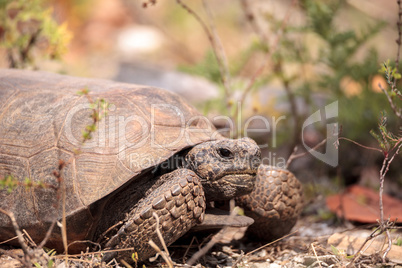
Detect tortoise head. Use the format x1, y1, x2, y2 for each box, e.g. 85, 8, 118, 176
185, 137, 261, 201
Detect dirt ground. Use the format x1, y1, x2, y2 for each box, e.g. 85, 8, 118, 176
1, 214, 402, 267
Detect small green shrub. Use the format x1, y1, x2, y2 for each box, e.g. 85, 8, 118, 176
0, 0, 72, 68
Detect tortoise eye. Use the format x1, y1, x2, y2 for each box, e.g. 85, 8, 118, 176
218, 148, 233, 158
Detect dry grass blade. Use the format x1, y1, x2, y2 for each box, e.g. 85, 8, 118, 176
120, 259, 134, 268
311, 243, 323, 268
244, 230, 298, 257
231, 230, 298, 267
22, 229, 37, 248
149, 212, 174, 268
187, 207, 243, 266
148, 240, 174, 268
181, 235, 198, 262
53, 247, 135, 258
186, 226, 227, 266
152, 212, 170, 257
97, 221, 123, 243
0, 235, 18, 245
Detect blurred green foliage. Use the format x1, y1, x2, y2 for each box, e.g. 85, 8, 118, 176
370, 62, 402, 154
179, 0, 394, 148
0, 0, 71, 68
180, 49, 222, 84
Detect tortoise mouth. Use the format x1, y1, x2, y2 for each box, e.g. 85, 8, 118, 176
217, 169, 257, 181
220, 173, 256, 189
206, 173, 256, 201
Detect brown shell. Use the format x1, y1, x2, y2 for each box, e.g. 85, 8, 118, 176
0, 69, 217, 246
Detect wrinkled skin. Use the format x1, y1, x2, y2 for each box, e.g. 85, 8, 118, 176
103, 137, 262, 262
185, 137, 261, 201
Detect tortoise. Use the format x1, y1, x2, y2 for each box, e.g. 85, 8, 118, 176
0, 69, 303, 263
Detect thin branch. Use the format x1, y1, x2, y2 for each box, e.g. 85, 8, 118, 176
337, 137, 383, 153
96, 220, 123, 244
176, 0, 232, 109
283, 77, 302, 149
379, 83, 402, 119
20, 29, 40, 67
0, 235, 18, 245
286, 138, 327, 168
7, 48, 16, 68
239, 0, 268, 43
347, 226, 382, 267
233, 0, 298, 121
242, 230, 298, 258
379, 141, 402, 224
230, 251, 245, 268
186, 207, 241, 266
67, 240, 101, 251
56, 247, 135, 258
152, 212, 171, 260
383, 229, 393, 261
395, 0, 402, 71
22, 229, 37, 248
0, 208, 31, 265
202, 0, 231, 89
38, 221, 56, 249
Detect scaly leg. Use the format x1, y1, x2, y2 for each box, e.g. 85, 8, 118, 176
237, 165, 304, 240
103, 169, 205, 263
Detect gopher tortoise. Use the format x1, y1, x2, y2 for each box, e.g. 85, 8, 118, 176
0, 69, 303, 263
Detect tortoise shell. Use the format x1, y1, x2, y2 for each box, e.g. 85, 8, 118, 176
0, 69, 218, 250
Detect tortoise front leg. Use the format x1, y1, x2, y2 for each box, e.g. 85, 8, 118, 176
103, 169, 206, 263
236, 165, 304, 240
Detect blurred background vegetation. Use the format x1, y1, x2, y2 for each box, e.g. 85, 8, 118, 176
0, 0, 401, 200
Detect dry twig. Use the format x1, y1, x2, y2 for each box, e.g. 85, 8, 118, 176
240, 0, 268, 43
311, 243, 323, 268
176, 0, 232, 111
0, 208, 31, 266
233, 0, 298, 128
186, 207, 242, 266
148, 212, 174, 268
286, 138, 327, 168
395, 0, 402, 71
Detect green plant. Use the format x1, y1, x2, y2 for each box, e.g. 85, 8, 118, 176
77, 88, 110, 145
0, 174, 51, 193
344, 1, 402, 263
177, 0, 387, 151
0, 0, 71, 68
